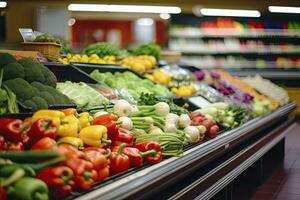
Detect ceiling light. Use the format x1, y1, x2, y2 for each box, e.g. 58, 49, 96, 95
68, 18, 76, 26
268, 6, 300, 14
136, 18, 154, 26
0, 1, 7, 8
68, 4, 181, 14
199, 8, 261, 17
160, 13, 171, 20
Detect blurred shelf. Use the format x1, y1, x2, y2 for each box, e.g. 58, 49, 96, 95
170, 29, 300, 39
176, 50, 300, 56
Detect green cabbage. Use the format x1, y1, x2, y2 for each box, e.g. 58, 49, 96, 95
56, 81, 109, 108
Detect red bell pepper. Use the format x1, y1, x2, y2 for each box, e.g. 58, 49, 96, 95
83, 147, 107, 154
110, 143, 130, 175
112, 146, 143, 167
6, 141, 24, 151
92, 113, 118, 134
31, 137, 57, 151
110, 128, 136, 146
134, 142, 162, 164
37, 166, 75, 198
56, 143, 85, 159
27, 118, 56, 145
0, 187, 6, 200
61, 158, 98, 190
0, 136, 7, 150
0, 118, 23, 142
84, 149, 111, 181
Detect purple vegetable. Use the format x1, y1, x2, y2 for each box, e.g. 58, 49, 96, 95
194, 70, 205, 81
210, 71, 221, 79
218, 83, 235, 96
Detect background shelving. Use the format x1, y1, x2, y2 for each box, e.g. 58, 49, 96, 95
169, 15, 300, 69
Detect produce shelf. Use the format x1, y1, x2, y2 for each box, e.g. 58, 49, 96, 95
72, 102, 296, 200
169, 29, 300, 39
180, 51, 300, 57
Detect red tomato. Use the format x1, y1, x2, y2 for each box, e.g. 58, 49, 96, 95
207, 125, 219, 138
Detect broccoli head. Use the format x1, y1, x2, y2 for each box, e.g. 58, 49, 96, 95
23, 100, 38, 111
0, 53, 17, 68
3, 62, 25, 80
18, 58, 45, 83
31, 82, 72, 105
40, 66, 57, 87
4, 78, 38, 101
32, 96, 48, 109
31, 81, 47, 91
39, 91, 55, 106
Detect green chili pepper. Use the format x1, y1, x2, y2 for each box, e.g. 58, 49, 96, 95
8, 177, 49, 200
0, 164, 36, 177
0, 150, 59, 163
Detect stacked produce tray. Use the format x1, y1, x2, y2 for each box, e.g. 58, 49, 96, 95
71, 102, 296, 200
44, 62, 99, 84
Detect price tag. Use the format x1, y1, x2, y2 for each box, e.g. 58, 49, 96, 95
188, 96, 211, 108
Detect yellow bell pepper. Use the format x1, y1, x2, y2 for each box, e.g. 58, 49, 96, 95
79, 125, 110, 147
57, 137, 84, 150
32, 110, 65, 128
57, 115, 79, 138
78, 112, 92, 130
62, 108, 78, 117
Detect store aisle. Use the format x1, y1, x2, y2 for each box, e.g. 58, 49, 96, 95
250, 121, 300, 200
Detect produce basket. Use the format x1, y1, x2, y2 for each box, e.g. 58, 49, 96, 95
22, 42, 61, 61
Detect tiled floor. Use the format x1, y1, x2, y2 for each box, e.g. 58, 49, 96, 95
250, 122, 300, 200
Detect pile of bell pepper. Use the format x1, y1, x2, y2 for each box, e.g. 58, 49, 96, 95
0, 108, 163, 199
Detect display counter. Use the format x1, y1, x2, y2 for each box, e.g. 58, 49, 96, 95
73, 102, 296, 200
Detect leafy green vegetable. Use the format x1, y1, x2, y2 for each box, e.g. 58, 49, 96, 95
34, 34, 61, 44
0, 69, 19, 114
56, 81, 109, 108
82, 42, 127, 58
138, 93, 188, 115
90, 70, 171, 100
132, 42, 161, 60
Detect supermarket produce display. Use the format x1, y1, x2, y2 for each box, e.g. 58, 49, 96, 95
0, 45, 296, 200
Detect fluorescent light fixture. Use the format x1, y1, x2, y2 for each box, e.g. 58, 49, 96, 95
0, 1, 7, 8
68, 4, 181, 14
199, 8, 261, 17
136, 18, 154, 26
160, 13, 171, 20
268, 6, 300, 13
